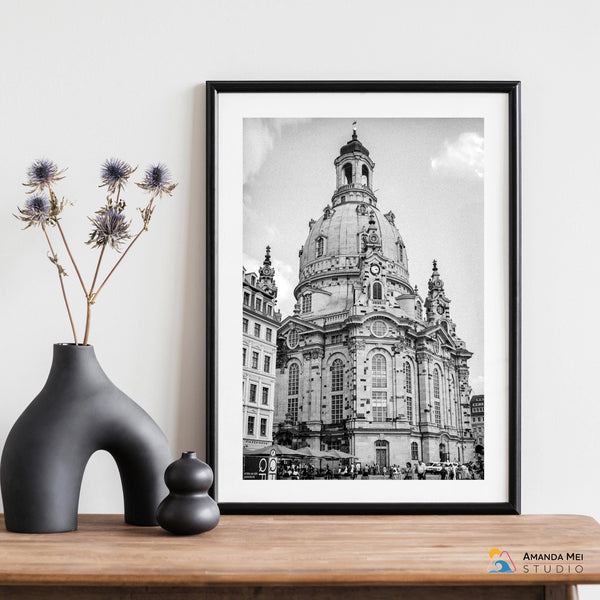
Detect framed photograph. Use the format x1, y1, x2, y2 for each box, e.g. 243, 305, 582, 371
206, 81, 520, 514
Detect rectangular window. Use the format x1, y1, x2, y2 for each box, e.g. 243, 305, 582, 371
254, 323, 261, 338
435, 401, 441, 426
331, 334, 342, 344
411, 443, 419, 460
372, 367, 387, 388
242, 318, 248, 333
262, 387, 269, 405
243, 292, 250, 306
331, 364, 343, 392
255, 297, 262, 312
372, 391, 387, 422
266, 327, 272, 342
406, 396, 413, 423
260, 418, 267, 437
267, 304, 272, 316
249, 384, 257, 403
247, 415, 255, 435
331, 394, 343, 424
301, 294, 312, 313
251, 352, 259, 369
287, 397, 298, 424
242, 347, 247, 365
263, 355, 271, 373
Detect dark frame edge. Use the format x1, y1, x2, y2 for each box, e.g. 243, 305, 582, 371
205, 80, 522, 514
206, 82, 218, 500
507, 81, 522, 514
218, 501, 519, 515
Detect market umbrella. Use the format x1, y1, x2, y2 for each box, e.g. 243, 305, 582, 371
243, 444, 302, 457
295, 447, 337, 459
327, 449, 356, 460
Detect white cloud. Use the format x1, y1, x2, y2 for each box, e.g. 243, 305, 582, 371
431, 132, 484, 179
471, 374, 484, 395
243, 118, 311, 183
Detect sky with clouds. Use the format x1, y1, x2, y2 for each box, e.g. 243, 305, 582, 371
243, 118, 484, 394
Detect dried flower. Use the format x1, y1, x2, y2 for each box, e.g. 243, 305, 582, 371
100, 158, 136, 195
15, 194, 52, 228
87, 207, 131, 250
24, 159, 66, 191
136, 163, 177, 198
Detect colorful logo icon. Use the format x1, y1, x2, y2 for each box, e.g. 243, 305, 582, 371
488, 548, 516, 573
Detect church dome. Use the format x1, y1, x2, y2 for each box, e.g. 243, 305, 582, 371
340, 132, 370, 157
298, 200, 410, 286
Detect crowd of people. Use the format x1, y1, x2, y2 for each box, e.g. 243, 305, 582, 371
276, 458, 484, 480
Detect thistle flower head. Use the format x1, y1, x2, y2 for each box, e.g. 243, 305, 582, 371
136, 163, 177, 198
24, 159, 66, 191
100, 158, 136, 194
87, 207, 131, 250
16, 194, 52, 228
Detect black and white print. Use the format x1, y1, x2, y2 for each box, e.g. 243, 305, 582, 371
242, 118, 484, 482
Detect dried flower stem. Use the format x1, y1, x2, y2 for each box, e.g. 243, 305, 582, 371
91, 198, 155, 304
46, 184, 89, 298
42, 225, 78, 345
83, 244, 106, 345
89, 243, 106, 296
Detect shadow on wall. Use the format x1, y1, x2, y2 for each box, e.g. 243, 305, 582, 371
174, 84, 206, 458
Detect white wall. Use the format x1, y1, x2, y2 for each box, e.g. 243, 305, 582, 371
1, 0, 599, 595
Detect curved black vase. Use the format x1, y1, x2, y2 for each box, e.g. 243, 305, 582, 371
0, 344, 173, 533
156, 451, 220, 535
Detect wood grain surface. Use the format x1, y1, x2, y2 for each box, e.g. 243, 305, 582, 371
0, 514, 597, 587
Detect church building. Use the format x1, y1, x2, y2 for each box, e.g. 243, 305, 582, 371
272, 127, 475, 467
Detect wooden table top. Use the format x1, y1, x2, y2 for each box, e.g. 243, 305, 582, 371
0, 514, 598, 587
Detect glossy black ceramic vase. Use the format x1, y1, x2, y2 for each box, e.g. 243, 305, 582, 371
0, 343, 173, 533
156, 451, 220, 535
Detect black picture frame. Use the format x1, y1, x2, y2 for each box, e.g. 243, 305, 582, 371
206, 80, 521, 515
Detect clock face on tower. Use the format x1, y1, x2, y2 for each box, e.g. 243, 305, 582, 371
437, 305, 445, 315
370, 264, 380, 275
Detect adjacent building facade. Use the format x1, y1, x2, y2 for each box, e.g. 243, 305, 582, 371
470, 394, 484, 453
272, 127, 475, 467
242, 247, 281, 448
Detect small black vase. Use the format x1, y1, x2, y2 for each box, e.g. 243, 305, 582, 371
156, 451, 220, 535
0, 344, 173, 533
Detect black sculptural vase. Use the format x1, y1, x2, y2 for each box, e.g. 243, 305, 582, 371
0, 343, 173, 533
156, 451, 220, 535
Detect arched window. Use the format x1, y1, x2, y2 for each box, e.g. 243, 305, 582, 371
371, 354, 387, 422
433, 368, 440, 399
375, 440, 389, 468
288, 363, 299, 396
331, 359, 344, 424
361, 164, 369, 186
411, 441, 419, 460
301, 293, 312, 313
372, 354, 387, 388
331, 359, 344, 392
404, 362, 412, 394
415, 301, 422, 320
439, 443, 447, 461
287, 329, 299, 348
372, 281, 383, 300
287, 363, 299, 424
343, 163, 352, 185
316, 237, 324, 258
